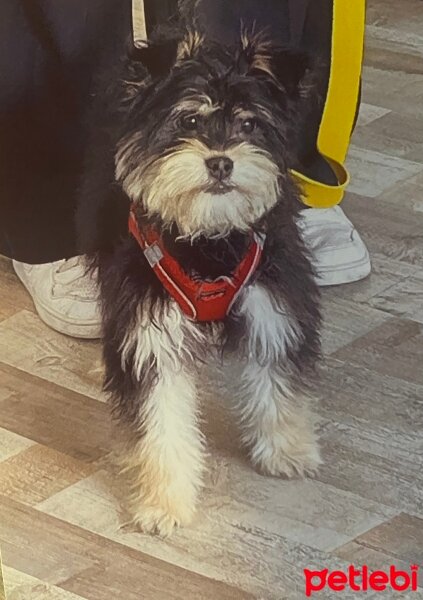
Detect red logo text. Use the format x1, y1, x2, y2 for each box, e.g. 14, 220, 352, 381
304, 565, 419, 596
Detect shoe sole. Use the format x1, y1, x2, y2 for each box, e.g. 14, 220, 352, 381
314, 250, 371, 287
13, 261, 102, 339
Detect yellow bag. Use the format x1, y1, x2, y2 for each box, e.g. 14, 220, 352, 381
291, 0, 366, 208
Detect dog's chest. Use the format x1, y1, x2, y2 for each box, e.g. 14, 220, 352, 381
162, 229, 252, 279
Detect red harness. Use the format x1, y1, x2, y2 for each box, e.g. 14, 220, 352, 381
128, 209, 265, 322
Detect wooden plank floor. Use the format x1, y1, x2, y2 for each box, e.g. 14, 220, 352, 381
1, 1, 423, 598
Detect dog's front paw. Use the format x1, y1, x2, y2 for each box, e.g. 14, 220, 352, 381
133, 506, 184, 538
131, 498, 195, 538
251, 435, 322, 479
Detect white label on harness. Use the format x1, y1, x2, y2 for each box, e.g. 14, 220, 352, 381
144, 243, 164, 267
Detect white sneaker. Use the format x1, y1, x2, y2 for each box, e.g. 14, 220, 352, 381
297, 206, 371, 287
13, 256, 102, 339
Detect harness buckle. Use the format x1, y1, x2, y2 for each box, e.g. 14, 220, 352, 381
144, 243, 164, 267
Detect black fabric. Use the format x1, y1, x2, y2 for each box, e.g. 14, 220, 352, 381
289, 0, 309, 47
0, 0, 132, 263
144, 0, 179, 37
0, 0, 351, 264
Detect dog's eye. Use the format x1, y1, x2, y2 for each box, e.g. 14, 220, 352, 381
181, 115, 199, 131
241, 118, 257, 134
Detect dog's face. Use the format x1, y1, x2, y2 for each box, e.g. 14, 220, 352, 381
116, 33, 309, 239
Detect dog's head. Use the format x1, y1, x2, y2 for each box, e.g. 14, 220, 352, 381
116, 31, 311, 239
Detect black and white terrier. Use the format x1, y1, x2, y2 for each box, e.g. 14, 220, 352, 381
77, 20, 322, 537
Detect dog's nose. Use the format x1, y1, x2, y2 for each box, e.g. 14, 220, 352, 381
206, 156, 234, 181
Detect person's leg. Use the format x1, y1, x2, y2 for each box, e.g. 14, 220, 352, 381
0, 0, 133, 263
1, 0, 133, 337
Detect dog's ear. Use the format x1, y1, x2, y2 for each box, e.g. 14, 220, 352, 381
270, 49, 311, 96
129, 41, 179, 77
238, 32, 311, 96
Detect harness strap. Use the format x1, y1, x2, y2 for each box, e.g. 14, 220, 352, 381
129, 209, 265, 322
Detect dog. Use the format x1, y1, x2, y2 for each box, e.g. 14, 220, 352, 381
77, 12, 322, 537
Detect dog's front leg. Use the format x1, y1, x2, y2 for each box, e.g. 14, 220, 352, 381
233, 284, 321, 478
111, 302, 205, 537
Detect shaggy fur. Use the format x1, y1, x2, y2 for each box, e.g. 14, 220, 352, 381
77, 6, 322, 537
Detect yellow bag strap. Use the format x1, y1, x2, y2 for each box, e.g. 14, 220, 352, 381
291, 0, 366, 208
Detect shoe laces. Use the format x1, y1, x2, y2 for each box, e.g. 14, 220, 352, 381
53, 256, 99, 299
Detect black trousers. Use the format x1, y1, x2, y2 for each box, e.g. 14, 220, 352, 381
0, 0, 335, 264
